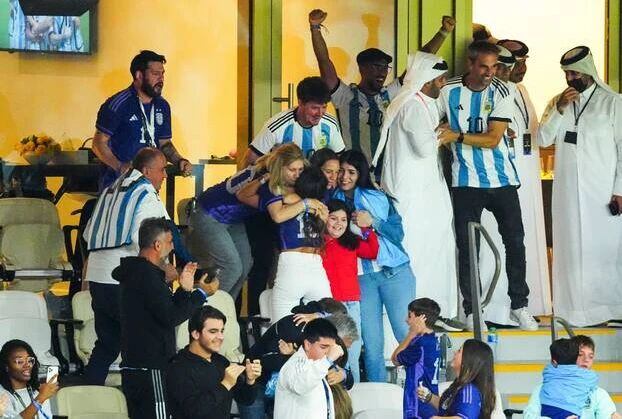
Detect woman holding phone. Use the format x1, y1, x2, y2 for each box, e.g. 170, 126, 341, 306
0, 339, 58, 419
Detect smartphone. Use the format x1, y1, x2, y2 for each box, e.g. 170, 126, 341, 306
46, 366, 59, 383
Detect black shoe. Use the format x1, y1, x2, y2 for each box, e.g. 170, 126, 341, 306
435, 317, 465, 332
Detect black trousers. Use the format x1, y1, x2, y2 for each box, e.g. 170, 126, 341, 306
452, 186, 529, 315
122, 369, 169, 419
84, 282, 120, 385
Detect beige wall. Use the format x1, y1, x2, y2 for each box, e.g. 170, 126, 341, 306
473, 0, 606, 116
0, 1, 239, 221
281, 0, 395, 112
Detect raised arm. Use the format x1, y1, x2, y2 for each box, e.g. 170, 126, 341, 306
309, 9, 339, 91
398, 16, 455, 83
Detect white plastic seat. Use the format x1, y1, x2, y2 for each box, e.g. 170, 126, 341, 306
176, 290, 244, 362
258, 289, 272, 323
349, 382, 403, 417
354, 408, 402, 419
0, 291, 59, 368
55, 385, 129, 419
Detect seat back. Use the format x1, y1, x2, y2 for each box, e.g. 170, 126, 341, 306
56, 385, 129, 417
1, 223, 64, 269
0, 290, 48, 319
258, 289, 272, 323
176, 198, 193, 226
0, 318, 58, 366
176, 291, 243, 362
71, 290, 96, 362
349, 382, 403, 416
0, 198, 59, 226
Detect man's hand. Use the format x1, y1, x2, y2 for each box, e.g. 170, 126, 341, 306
221, 364, 246, 390
352, 210, 373, 228
327, 343, 344, 362
309, 9, 327, 26
326, 368, 346, 385
507, 127, 517, 139
36, 378, 59, 402
611, 195, 622, 215
178, 262, 198, 291
179, 159, 192, 177
163, 263, 178, 284
278, 339, 296, 355
441, 16, 456, 33
245, 359, 262, 385
437, 126, 460, 146
556, 87, 580, 114
292, 312, 320, 326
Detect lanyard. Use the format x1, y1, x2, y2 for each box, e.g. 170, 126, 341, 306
138, 99, 156, 147
572, 85, 598, 128
514, 88, 529, 129
12, 387, 50, 419
321, 378, 332, 419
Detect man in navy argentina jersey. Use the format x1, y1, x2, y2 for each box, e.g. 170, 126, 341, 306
392, 298, 441, 419
309, 9, 455, 170
93, 50, 192, 189
437, 41, 536, 331
246, 76, 345, 165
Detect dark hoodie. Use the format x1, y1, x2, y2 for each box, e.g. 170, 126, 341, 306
113, 256, 205, 370
166, 347, 257, 419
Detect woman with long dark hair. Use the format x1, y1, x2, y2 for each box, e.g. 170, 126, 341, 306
237, 144, 332, 322
309, 148, 340, 196
333, 149, 416, 382
0, 340, 58, 419
418, 339, 496, 419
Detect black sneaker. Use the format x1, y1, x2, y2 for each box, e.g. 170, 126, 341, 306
435, 317, 465, 332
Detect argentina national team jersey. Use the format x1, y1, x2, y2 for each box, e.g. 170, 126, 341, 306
439, 76, 520, 188
9, 0, 26, 49
250, 108, 345, 159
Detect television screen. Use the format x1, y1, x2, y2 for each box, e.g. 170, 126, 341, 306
0, 0, 95, 54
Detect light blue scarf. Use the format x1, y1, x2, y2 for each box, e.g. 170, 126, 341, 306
540, 364, 598, 415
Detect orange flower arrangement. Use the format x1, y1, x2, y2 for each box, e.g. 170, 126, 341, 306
15, 133, 61, 156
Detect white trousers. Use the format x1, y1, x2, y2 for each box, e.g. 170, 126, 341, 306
271, 251, 332, 322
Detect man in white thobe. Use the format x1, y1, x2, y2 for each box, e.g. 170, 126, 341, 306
479, 42, 552, 325
538, 46, 622, 327
372, 51, 457, 320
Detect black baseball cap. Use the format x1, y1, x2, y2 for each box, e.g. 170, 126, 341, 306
356, 48, 392, 65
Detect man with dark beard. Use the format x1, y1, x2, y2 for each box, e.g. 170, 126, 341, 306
93, 50, 192, 188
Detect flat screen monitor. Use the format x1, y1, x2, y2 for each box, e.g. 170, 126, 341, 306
0, 0, 95, 54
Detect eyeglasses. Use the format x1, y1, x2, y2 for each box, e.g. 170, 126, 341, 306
369, 63, 392, 72
12, 357, 36, 367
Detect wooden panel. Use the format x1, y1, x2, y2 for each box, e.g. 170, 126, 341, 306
607, 0, 621, 92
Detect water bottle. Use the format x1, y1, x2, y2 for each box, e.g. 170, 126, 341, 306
487, 327, 498, 360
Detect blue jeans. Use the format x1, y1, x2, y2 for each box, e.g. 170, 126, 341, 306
238, 382, 269, 419
343, 301, 362, 383
359, 263, 416, 382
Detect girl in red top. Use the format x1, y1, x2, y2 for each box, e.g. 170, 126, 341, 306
322, 199, 379, 382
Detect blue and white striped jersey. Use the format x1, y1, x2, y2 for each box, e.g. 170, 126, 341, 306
438, 75, 520, 188
8, 0, 26, 50
250, 108, 345, 159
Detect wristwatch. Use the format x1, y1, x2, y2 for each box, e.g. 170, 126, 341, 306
457, 132, 464, 143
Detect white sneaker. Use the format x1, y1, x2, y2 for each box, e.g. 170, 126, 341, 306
510, 307, 539, 331
465, 313, 488, 332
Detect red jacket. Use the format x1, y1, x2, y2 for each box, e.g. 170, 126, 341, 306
322, 229, 379, 302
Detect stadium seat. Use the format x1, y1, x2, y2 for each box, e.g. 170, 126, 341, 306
0, 290, 60, 371
56, 385, 129, 419
353, 408, 402, 419
175, 290, 244, 362
349, 382, 403, 417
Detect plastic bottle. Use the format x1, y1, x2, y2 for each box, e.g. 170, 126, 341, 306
487, 327, 498, 359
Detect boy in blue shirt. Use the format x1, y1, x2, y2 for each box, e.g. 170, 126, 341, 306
391, 298, 441, 419
540, 338, 598, 419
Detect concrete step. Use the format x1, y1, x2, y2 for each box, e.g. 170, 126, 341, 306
493, 362, 622, 395
503, 393, 622, 415
445, 328, 622, 362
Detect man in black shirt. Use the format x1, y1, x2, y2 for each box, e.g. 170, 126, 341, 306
166, 305, 261, 419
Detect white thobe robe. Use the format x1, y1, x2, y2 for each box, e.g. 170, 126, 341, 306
480, 82, 552, 324
381, 92, 458, 318
538, 83, 622, 326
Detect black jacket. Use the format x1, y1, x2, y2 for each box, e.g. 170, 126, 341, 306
114, 256, 205, 370
166, 347, 257, 419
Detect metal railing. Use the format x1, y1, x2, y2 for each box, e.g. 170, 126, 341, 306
468, 221, 502, 342
550, 315, 575, 340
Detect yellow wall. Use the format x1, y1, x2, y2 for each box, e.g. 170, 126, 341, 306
281, 0, 395, 112
0, 0, 239, 221
473, 0, 606, 116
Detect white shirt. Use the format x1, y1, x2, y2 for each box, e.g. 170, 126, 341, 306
250, 108, 344, 159
85, 190, 169, 285
0, 386, 52, 419
274, 347, 335, 419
